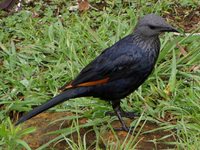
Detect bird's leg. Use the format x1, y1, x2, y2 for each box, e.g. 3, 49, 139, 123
120, 109, 137, 119
111, 100, 132, 132
106, 102, 137, 119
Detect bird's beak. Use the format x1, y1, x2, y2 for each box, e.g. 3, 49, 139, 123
161, 25, 179, 33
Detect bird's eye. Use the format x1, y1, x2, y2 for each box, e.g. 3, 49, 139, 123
148, 25, 156, 30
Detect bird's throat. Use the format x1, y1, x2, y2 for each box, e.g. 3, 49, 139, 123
132, 33, 160, 52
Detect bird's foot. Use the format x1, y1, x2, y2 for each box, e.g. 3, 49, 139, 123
106, 110, 137, 119
113, 126, 134, 133
122, 111, 138, 119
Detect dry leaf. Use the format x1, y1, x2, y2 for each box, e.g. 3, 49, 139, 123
69, 0, 90, 12
176, 43, 187, 56
32, 11, 40, 18
189, 65, 200, 72
69, 5, 79, 11
164, 84, 171, 96
78, 0, 90, 11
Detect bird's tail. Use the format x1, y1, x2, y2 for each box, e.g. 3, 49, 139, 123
15, 87, 90, 126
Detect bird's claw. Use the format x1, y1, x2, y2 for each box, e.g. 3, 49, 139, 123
122, 111, 138, 119
113, 126, 134, 133
106, 111, 138, 119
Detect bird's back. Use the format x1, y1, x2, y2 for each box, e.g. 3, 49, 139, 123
81, 34, 160, 100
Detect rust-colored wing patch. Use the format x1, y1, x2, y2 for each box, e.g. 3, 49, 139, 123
61, 77, 109, 92
77, 77, 109, 87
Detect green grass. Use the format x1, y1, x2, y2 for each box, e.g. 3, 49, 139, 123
0, 0, 200, 149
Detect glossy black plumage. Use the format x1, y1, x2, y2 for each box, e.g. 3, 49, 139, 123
15, 14, 178, 131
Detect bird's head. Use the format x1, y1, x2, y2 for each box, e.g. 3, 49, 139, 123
134, 14, 179, 37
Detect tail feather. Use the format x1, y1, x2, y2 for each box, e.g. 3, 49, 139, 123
15, 87, 90, 126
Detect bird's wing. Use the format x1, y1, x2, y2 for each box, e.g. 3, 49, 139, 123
60, 35, 143, 91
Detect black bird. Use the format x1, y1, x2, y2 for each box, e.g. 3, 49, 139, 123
15, 14, 178, 131
0, 0, 18, 11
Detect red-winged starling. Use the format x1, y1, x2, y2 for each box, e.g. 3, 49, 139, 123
15, 14, 179, 131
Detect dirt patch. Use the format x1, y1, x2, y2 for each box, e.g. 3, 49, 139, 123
164, 5, 200, 32
21, 112, 177, 149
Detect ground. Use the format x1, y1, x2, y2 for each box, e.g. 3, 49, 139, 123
22, 112, 176, 149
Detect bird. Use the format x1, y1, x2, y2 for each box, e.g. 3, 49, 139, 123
15, 14, 178, 131
0, 0, 18, 11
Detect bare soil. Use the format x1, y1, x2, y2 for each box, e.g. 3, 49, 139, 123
164, 5, 200, 32
22, 112, 177, 149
